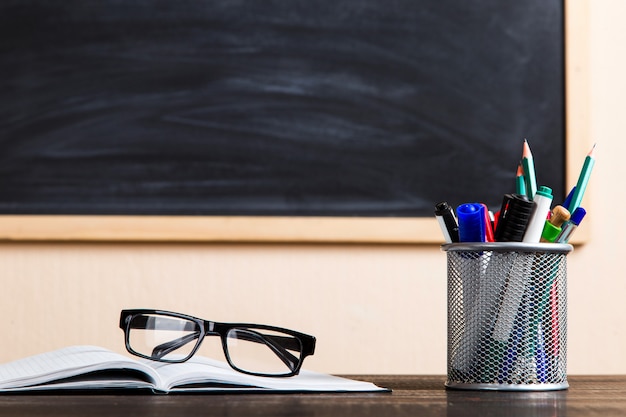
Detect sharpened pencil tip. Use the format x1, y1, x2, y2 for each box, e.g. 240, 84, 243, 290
589, 143, 597, 157
522, 139, 532, 158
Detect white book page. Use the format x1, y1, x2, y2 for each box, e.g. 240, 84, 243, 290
0, 346, 160, 391
148, 356, 386, 392
0, 346, 386, 393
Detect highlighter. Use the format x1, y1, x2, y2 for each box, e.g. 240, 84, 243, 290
456, 203, 486, 242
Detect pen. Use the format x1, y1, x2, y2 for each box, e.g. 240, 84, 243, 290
480, 204, 495, 242
435, 202, 460, 243
550, 281, 560, 359
493, 210, 501, 233
522, 139, 537, 200
568, 144, 596, 213
555, 207, 586, 243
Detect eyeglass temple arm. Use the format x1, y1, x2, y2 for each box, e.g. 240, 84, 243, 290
150, 332, 201, 360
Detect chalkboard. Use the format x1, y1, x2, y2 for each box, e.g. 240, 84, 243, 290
0, 1, 580, 242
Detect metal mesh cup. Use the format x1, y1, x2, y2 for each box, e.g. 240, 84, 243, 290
443, 242, 573, 391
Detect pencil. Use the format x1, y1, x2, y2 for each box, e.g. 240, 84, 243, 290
522, 139, 537, 200
516, 163, 526, 196
568, 144, 596, 213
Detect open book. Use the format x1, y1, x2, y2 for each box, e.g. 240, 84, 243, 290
0, 346, 388, 393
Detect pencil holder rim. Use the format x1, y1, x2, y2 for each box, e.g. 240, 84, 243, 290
441, 242, 573, 254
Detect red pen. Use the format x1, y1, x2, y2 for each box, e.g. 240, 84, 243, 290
493, 210, 501, 232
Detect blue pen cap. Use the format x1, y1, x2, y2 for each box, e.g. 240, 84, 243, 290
570, 207, 586, 225
456, 203, 486, 242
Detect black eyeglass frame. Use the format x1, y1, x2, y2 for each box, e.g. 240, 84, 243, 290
119, 309, 316, 377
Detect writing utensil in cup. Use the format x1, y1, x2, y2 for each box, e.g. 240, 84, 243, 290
522, 139, 537, 200
568, 144, 596, 213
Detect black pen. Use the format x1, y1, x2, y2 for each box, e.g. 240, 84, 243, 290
435, 202, 459, 243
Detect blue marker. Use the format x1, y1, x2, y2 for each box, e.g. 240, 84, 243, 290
456, 203, 486, 242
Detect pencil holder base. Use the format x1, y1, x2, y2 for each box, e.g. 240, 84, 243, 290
445, 381, 569, 391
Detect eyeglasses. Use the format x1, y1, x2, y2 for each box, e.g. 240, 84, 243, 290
119, 309, 316, 377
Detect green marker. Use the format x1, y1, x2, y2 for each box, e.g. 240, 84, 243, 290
568, 144, 596, 213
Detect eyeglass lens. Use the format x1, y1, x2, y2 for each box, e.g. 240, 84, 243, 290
128, 314, 202, 362
226, 328, 303, 376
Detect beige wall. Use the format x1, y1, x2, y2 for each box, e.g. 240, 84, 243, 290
1, 1, 624, 375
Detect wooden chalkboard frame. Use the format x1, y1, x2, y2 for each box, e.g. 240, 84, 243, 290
0, 0, 590, 243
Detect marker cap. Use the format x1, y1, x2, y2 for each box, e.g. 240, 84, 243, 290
456, 203, 486, 243
435, 201, 452, 215
536, 186, 552, 199
435, 201, 460, 243
570, 207, 587, 225
494, 193, 534, 242
541, 221, 561, 243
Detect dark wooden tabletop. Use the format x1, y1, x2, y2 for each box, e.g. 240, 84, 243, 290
0, 375, 624, 417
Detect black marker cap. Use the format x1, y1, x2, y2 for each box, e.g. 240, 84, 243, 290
494, 194, 534, 242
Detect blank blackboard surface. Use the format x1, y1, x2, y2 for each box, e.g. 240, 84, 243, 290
0, 0, 564, 217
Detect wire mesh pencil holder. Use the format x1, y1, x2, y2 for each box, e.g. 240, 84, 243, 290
443, 243, 573, 391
